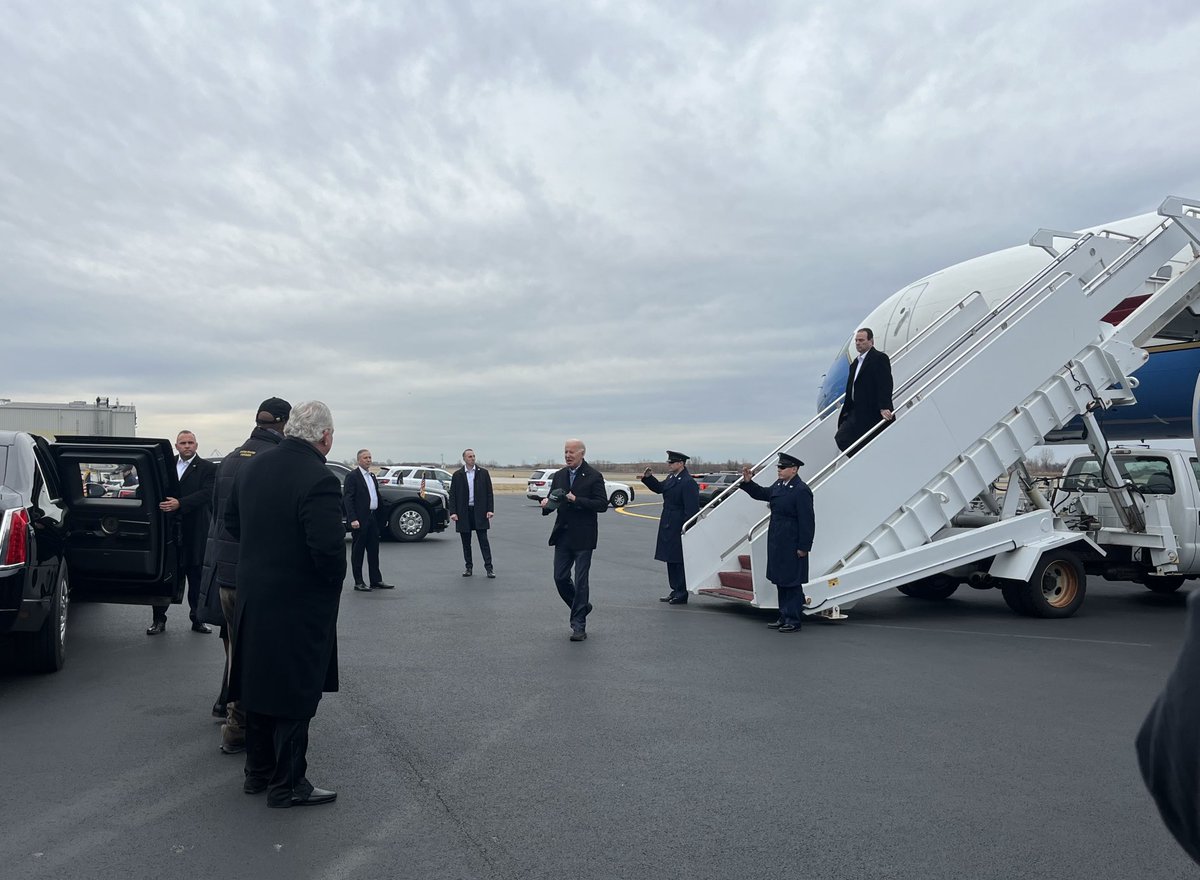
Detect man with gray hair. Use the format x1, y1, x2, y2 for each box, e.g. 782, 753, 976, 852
226, 400, 347, 808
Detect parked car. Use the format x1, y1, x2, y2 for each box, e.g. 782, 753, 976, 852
324, 462, 450, 542
697, 472, 741, 506
525, 468, 635, 508
381, 465, 454, 492
0, 432, 184, 673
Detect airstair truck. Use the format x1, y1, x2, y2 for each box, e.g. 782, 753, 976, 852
682, 196, 1200, 619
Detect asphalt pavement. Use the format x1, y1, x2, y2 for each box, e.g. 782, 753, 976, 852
1, 493, 1196, 879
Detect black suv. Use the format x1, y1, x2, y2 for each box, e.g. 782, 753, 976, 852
697, 472, 741, 506
1, 432, 185, 672
325, 462, 449, 542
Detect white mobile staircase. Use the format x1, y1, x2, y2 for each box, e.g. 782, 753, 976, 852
682, 196, 1200, 614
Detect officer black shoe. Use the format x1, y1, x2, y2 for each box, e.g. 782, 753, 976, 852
766, 620, 783, 629
667, 596, 688, 605
353, 583, 372, 592
462, 568, 473, 577
146, 621, 166, 635
778, 624, 800, 633
485, 567, 495, 579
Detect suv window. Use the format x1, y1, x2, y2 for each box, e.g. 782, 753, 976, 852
1063, 455, 1176, 494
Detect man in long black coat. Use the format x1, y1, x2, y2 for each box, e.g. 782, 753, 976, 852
449, 447, 495, 578
541, 438, 608, 641
197, 396, 290, 753
835, 327, 895, 456
226, 400, 346, 808
641, 450, 700, 605
148, 430, 217, 635
738, 452, 815, 633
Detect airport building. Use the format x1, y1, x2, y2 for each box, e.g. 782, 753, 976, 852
0, 398, 137, 437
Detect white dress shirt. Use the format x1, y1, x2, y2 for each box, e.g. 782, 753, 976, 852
359, 467, 378, 510
465, 467, 476, 505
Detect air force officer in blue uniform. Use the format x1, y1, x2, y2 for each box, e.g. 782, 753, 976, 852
640, 450, 701, 605
738, 452, 815, 633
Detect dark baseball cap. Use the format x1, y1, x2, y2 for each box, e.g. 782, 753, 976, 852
256, 397, 291, 424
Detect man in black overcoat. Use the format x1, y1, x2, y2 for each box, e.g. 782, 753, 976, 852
835, 327, 895, 456
343, 448, 393, 592
738, 452, 815, 633
1137, 591, 1200, 866
197, 396, 290, 753
147, 430, 217, 635
541, 438, 608, 641
226, 400, 347, 808
641, 450, 700, 605
449, 447, 495, 578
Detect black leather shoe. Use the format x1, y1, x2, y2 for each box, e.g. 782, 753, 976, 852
269, 787, 338, 808
778, 624, 800, 633
212, 701, 226, 719
485, 568, 495, 579
766, 620, 783, 629
146, 621, 166, 635
462, 568, 473, 577
353, 583, 371, 592
370, 582, 395, 590
191, 622, 212, 634
658, 596, 672, 602
569, 630, 587, 642
667, 596, 688, 605
244, 776, 268, 795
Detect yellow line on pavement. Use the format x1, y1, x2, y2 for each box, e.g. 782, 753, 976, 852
615, 502, 660, 521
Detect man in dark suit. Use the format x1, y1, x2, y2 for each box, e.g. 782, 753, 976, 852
541, 438, 608, 641
449, 448, 495, 578
342, 448, 394, 592
641, 450, 700, 605
226, 399, 346, 808
835, 327, 895, 456
147, 430, 217, 635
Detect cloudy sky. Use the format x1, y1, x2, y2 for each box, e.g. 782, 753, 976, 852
4, 1, 1199, 467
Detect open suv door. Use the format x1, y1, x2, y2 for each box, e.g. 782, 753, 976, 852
42, 436, 183, 606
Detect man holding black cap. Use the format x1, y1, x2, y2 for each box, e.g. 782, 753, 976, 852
738, 452, 815, 633
641, 451, 700, 605
197, 396, 291, 754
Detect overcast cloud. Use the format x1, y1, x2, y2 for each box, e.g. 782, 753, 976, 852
3, 1, 1199, 466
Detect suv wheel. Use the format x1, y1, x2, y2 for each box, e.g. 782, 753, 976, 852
609, 490, 629, 508
389, 503, 431, 542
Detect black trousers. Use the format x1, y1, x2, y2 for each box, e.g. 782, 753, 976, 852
553, 545, 593, 632
152, 564, 201, 623
459, 528, 493, 569
350, 517, 382, 585
245, 711, 313, 805
666, 561, 687, 600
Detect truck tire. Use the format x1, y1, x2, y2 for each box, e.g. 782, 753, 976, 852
1145, 575, 1185, 594
1007, 550, 1087, 618
898, 576, 960, 600
388, 503, 431, 542
17, 564, 69, 673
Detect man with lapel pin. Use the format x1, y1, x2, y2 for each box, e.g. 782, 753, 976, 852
738, 452, 815, 633
641, 450, 700, 605
343, 448, 394, 592
148, 430, 217, 634
835, 327, 895, 456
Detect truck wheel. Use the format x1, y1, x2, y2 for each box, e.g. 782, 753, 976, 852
18, 564, 69, 673
609, 490, 629, 508
1012, 550, 1086, 618
1145, 575, 1185, 594
388, 503, 431, 542
898, 576, 959, 600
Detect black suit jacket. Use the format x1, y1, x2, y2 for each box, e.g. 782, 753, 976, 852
342, 468, 382, 526
175, 456, 217, 567
836, 347, 894, 450
542, 461, 608, 551
449, 466, 494, 532
226, 437, 346, 719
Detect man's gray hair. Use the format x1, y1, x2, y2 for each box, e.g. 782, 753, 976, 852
284, 400, 334, 443
566, 438, 586, 453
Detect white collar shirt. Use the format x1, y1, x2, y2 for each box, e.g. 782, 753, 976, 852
465, 467, 476, 505
177, 456, 192, 479
359, 467, 378, 510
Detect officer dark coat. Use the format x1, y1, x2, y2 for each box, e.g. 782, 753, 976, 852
225, 436, 346, 720
641, 469, 700, 564
738, 475, 815, 587
196, 425, 284, 626
449, 466, 495, 532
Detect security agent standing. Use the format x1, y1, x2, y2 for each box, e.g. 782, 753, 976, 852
541, 438, 608, 641
641, 450, 700, 605
449, 448, 495, 578
343, 449, 394, 592
738, 453, 815, 633
226, 400, 346, 808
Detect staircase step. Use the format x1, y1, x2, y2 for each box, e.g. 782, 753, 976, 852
698, 586, 755, 603
738, 554, 751, 570
718, 570, 753, 590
